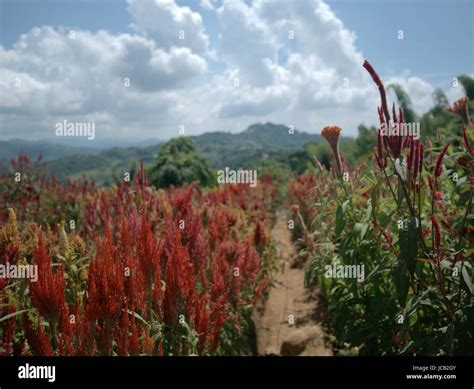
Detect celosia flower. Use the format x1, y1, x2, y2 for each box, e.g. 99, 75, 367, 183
375, 131, 387, 169
192, 294, 210, 355
418, 144, 424, 176
30, 233, 66, 324
321, 126, 343, 177
447, 96, 470, 124
24, 316, 53, 356
364, 60, 409, 160
363, 60, 390, 122
434, 143, 450, 177
85, 230, 125, 355
0, 306, 16, 356
321, 125, 341, 148
431, 215, 441, 250
253, 220, 267, 247
290, 204, 300, 213
137, 212, 162, 290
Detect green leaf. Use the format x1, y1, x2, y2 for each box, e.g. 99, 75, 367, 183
335, 205, 345, 238
461, 266, 473, 294
360, 223, 369, 240
393, 217, 419, 307
0, 309, 31, 323
399, 340, 415, 355
399, 217, 419, 276
371, 179, 382, 219
393, 256, 409, 307
124, 309, 149, 326
445, 323, 454, 355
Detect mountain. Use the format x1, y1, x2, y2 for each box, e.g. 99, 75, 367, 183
192, 123, 322, 167
0, 139, 98, 161
0, 123, 323, 186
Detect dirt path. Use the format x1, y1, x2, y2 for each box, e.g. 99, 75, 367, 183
252, 211, 332, 356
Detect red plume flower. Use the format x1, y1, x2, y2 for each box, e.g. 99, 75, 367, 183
431, 215, 441, 250
321, 126, 343, 177
30, 232, 66, 324
434, 143, 450, 177
447, 96, 470, 124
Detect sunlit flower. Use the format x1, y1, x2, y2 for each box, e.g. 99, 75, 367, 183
321, 126, 343, 177
321, 126, 342, 149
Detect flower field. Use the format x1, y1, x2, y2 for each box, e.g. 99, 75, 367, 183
288, 62, 473, 355
1, 61, 472, 358
0, 158, 278, 356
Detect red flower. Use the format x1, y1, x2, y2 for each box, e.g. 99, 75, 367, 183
434, 191, 443, 201
253, 220, 267, 247
137, 212, 162, 291
431, 215, 441, 250
30, 233, 66, 324
321, 126, 343, 177
375, 131, 387, 169
434, 143, 450, 177
85, 229, 125, 355
24, 316, 53, 356
447, 96, 470, 124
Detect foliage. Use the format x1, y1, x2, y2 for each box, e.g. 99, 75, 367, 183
149, 137, 214, 189
0, 123, 323, 186
0, 159, 278, 356
289, 61, 473, 356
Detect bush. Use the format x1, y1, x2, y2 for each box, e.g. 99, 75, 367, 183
290, 61, 474, 356
149, 137, 215, 189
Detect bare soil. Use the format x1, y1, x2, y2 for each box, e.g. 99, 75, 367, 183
252, 211, 332, 356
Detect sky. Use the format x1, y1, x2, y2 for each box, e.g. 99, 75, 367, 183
0, 0, 473, 142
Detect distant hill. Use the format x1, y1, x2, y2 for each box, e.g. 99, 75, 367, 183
192, 123, 322, 167
0, 123, 322, 186
0, 139, 98, 161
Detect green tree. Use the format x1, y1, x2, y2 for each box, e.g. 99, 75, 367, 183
387, 83, 417, 123
355, 124, 377, 159
432, 88, 449, 110
458, 74, 474, 99
149, 137, 214, 188
288, 149, 310, 174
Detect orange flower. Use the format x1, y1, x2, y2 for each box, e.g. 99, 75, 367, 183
321, 126, 343, 177
321, 126, 342, 149
290, 204, 300, 213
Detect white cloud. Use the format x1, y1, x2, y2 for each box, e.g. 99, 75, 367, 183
200, 0, 216, 11
446, 82, 468, 106
0, 0, 459, 141
216, 0, 277, 86
0, 25, 207, 139
127, 0, 210, 55
113, 35, 207, 92
212, 0, 377, 132
385, 75, 434, 115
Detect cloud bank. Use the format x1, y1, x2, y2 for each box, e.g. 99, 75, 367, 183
0, 0, 465, 141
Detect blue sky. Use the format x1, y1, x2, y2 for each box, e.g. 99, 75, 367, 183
0, 0, 472, 140
327, 0, 473, 85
